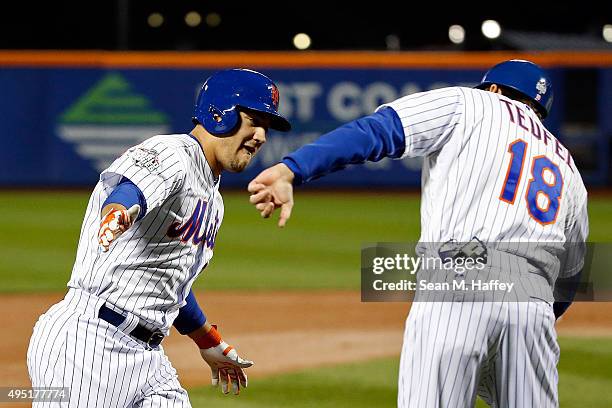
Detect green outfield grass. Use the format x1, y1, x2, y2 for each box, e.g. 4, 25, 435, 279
190, 357, 398, 408
0, 190, 420, 291
187, 336, 612, 408
1, 191, 611, 292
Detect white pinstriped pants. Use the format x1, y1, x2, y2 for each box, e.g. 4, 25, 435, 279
398, 300, 559, 408
27, 288, 191, 407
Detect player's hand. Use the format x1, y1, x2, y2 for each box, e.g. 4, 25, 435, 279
98, 204, 140, 252
200, 342, 253, 395
196, 325, 253, 395
247, 163, 295, 227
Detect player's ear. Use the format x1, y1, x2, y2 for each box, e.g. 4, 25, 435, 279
487, 84, 502, 94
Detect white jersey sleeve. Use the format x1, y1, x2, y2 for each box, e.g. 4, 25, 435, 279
380, 87, 464, 158
100, 137, 186, 216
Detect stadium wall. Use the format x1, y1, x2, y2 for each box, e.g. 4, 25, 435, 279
1, 51, 610, 187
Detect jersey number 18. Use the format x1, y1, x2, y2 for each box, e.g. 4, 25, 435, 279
499, 139, 563, 225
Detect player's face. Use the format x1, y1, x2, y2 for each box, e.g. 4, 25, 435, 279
218, 110, 270, 173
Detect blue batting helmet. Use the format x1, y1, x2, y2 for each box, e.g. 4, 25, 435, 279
192, 68, 291, 135
476, 60, 553, 118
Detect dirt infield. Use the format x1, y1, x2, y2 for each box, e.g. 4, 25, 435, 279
2, 291, 612, 390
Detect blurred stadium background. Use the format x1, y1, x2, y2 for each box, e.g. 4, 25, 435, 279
1, 2, 611, 407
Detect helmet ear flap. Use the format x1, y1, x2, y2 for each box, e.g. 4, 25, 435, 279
202, 105, 240, 136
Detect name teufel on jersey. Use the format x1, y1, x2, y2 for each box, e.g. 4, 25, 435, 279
167, 199, 220, 248
500, 99, 575, 172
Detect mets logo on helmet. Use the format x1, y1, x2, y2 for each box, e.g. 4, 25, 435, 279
536, 78, 548, 95
270, 85, 280, 109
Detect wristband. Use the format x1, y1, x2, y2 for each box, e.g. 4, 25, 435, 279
195, 325, 223, 349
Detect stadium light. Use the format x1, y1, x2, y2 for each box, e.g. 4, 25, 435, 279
293, 33, 312, 50
604, 24, 612, 43
481, 20, 501, 39
147, 13, 164, 28
448, 25, 465, 44
385, 34, 401, 50
185, 11, 202, 27
205, 13, 221, 28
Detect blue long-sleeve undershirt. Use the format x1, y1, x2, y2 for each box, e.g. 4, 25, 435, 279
281, 106, 406, 185
102, 177, 147, 221
173, 289, 207, 334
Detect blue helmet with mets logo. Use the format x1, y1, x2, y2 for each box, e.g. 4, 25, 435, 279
192, 68, 291, 135
476, 59, 553, 118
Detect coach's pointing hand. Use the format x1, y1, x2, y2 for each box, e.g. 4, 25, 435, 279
248, 163, 295, 227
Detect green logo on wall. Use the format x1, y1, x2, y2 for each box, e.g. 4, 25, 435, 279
57, 72, 170, 170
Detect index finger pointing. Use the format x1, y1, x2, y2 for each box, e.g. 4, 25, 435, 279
278, 202, 293, 228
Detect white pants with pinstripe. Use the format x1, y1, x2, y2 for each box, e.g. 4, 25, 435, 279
398, 300, 559, 408
27, 288, 191, 407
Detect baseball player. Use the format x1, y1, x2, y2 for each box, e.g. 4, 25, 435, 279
247, 60, 588, 407
27, 68, 291, 407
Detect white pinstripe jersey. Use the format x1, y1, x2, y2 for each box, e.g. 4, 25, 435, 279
381, 87, 589, 285
67, 134, 223, 333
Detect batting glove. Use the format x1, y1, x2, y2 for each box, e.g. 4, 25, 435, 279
98, 204, 140, 252
197, 325, 253, 395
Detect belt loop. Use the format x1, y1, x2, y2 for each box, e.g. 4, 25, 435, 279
118, 312, 140, 334
97, 302, 165, 349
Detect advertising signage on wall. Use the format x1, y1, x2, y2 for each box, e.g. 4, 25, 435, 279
0, 51, 608, 187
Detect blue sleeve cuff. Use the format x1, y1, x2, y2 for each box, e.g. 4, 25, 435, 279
281, 106, 405, 185
281, 157, 304, 186
102, 177, 147, 221
173, 289, 207, 335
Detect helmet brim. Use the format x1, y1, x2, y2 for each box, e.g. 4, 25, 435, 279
268, 113, 292, 132
238, 103, 292, 132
